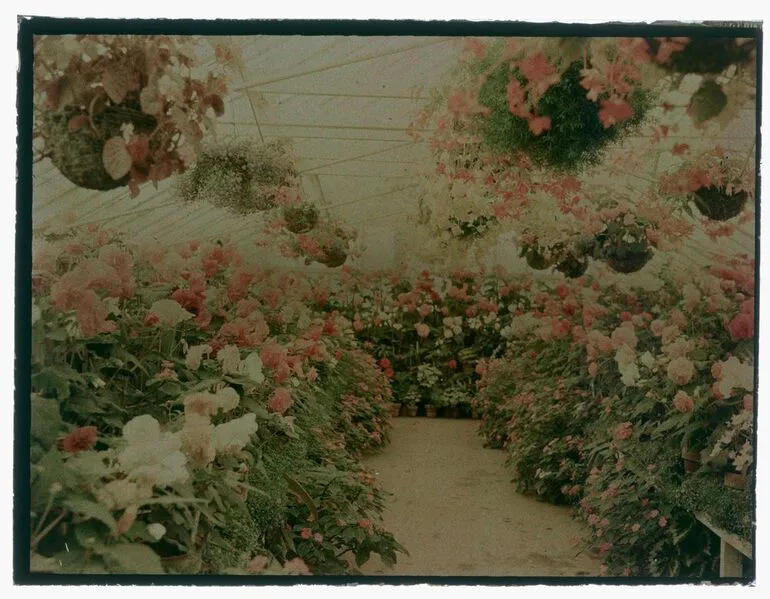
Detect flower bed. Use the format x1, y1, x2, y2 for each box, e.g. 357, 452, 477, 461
29, 226, 404, 575
474, 260, 755, 576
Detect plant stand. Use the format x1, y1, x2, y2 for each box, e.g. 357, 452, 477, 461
694, 512, 752, 578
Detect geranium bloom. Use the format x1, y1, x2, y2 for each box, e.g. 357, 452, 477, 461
667, 357, 695, 385
598, 99, 634, 128
613, 422, 633, 441
726, 312, 754, 341
415, 323, 430, 338
673, 390, 695, 413
60, 426, 98, 453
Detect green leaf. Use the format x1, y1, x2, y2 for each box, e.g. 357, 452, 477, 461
30, 394, 63, 449
355, 548, 372, 567
284, 474, 318, 522
62, 498, 118, 534
100, 543, 165, 574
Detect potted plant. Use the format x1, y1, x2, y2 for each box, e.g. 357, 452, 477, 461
471, 42, 653, 172
552, 241, 590, 279
177, 139, 297, 214
594, 214, 654, 274
659, 149, 754, 222
647, 37, 756, 75
519, 240, 556, 271
33, 35, 229, 195
402, 387, 421, 417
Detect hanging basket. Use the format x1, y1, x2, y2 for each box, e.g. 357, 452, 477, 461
648, 38, 756, 75
520, 242, 555, 271
554, 252, 589, 279
317, 242, 348, 268
692, 186, 749, 221
178, 140, 296, 215
595, 216, 654, 274
39, 101, 157, 191
283, 204, 319, 234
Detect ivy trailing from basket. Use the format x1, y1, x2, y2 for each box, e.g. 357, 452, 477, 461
593, 215, 654, 274
475, 59, 653, 172
647, 37, 756, 75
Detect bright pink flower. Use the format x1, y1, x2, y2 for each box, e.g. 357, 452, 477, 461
506, 79, 528, 117
300, 528, 312, 540
659, 517, 668, 528
448, 359, 458, 370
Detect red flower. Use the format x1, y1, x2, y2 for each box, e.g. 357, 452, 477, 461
528, 115, 552, 136
60, 426, 98, 453
300, 528, 313, 540
448, 359, 458, 370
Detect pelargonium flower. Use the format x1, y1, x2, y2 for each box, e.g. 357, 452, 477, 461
667, 357, 695, 386
60, 426, 98, 453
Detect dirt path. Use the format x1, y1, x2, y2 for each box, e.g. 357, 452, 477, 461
360, 418, 600, 577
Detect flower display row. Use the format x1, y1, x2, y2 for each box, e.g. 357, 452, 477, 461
30, 225, 404, 575
472, 255, 754, 576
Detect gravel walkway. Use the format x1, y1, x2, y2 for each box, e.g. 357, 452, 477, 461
360, 418, 600, 577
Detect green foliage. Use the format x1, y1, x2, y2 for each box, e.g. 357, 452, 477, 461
476, 60, 652, 172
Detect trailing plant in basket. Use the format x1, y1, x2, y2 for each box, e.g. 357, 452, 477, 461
34, 35, 230, 195
177, 139, 297, 214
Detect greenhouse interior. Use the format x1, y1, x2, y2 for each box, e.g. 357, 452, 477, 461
23, 29, 758, 580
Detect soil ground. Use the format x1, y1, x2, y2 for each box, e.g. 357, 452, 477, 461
359, 417, 601, 577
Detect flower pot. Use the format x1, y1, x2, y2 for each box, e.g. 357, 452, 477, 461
406, 406, 419, 417
692, 186, 749, 221
425, 405, 437, 418
40, 101, 157, 191
724, 472, 747, 490
682, 447, 702, 474
388, 404, 402, 418
318, 243, 348, 268
520, 244, 553, 270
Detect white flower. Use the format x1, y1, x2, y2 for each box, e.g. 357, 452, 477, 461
185, 344, 212, 371
119, 415, 189, 486
217, 344, 241, 375
215, 387, 240, 412
620, 363, 640, 387
614, 345, 636, 369
146, 523, 167, 541
639, 351, 656, 370
213, 413, 258, 454
148, 299, 194, 327
240, 352, 265, 384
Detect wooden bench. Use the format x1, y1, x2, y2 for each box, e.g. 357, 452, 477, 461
695, 512, 753, 578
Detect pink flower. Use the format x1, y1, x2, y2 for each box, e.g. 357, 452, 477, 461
268, 387, 293, 415
506, 79, 528, 117
300, 528, 312, 540
283, 557, 310, 575
588, 362, 599, 377
528, 115, 552, 135
667, 357, 695, 385
650, 319, 666, 336
659, 517, 668, 528
631, 523, 641, 533
613, 422, 633, 441
448, 359, 458, 370
726, 312, 754, 341
673, 390, 694, 413
598, 99, 634, 128
313, 532, 324, 543
415, 323, 430, 338
60, 426, 98, 453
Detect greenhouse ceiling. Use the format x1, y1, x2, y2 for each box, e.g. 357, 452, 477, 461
31, 34, 757, 277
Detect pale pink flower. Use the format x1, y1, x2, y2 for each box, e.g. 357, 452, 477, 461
415, 323, 430, 338
268, 387, 293, 415
667, 357, 695, 385
673, 390, 695, 413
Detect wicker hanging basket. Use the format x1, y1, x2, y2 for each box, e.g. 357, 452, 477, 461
692, 186, 749, 221
283, 204, 319, 234
39, 101, 157, 191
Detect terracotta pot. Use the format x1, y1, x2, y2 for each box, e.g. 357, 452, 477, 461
682, 447, 701, 474
406, 406, 418, 417
388, 404, 401, 418
425, 406, 437, 418
724, 472, 747, 490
